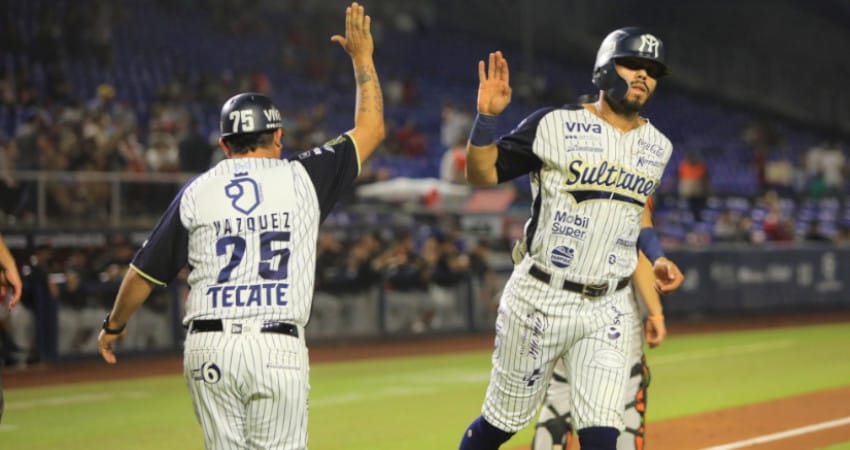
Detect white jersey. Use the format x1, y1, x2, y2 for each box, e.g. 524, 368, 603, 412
130, 134, 361, 327
496, 105, 672, 284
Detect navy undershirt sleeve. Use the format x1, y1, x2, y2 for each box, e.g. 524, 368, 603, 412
494, 107, 553, 182
132, 188, 190, 284
288, 134, 359, 223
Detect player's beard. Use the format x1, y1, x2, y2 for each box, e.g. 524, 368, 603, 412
604, 91, 645, 115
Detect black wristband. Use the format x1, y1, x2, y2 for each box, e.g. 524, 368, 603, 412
102, 313, 126, 335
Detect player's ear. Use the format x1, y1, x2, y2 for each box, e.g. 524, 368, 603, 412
275, 128, 284, 149
219, 137, 232, 158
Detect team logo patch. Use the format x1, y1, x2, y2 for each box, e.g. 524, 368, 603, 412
225, 175, 262, 215
192, 362, 222, 384
550, 246, 575, 268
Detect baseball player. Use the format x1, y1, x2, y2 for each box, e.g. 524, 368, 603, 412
0, 233, 23, 424
458, 28, 682, 450
97, 3, 383, 449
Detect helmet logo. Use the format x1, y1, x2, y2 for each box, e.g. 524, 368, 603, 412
263, 108, 281, 128
225, 175, 261, 215
638, 34, 660, 58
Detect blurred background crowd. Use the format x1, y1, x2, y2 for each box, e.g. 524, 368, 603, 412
1, 0, 849, 365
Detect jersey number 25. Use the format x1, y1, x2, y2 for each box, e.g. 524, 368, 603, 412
215, 231, 290, 282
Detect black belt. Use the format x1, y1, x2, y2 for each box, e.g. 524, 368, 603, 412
189, 319, 299, 338
528, 265, 629, 298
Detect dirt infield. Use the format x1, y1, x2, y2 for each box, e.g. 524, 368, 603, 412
5, 311, 850, 449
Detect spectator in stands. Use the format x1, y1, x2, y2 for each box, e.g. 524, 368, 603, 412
392, 118, 426, 157
820, 141, 846, 197
713, 209, 746, 243
440, 102, 473, 151
736, 216, 756, 243
178, 117, 214, 173
803, 221, 832, 243
0, 134, 22, 219
116, 129, 147, 174
438, 104, 472, 178
834, 225, 850, 245
146, 133, 180, 173
763, 148, 796, 197
440, 135, 467, 184
804, 140, 846, 198
761, 208, 796, 243
677, 151, 709, 222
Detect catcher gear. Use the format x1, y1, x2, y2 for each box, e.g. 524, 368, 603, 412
592, 27, 668, 101
219, 92, 284, 138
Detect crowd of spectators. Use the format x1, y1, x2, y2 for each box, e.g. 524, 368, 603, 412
311, 224, 499, 336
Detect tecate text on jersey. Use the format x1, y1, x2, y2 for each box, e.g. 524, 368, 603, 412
206, 282, 290, 308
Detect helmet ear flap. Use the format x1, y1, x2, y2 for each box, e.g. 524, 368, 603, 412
592, 61, 629, 101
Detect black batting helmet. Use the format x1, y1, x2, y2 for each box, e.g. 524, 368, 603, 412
219, 92, 284, 138
592, 27, 668, 101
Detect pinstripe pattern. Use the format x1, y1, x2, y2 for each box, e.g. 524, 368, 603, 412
532, 288, 647, 450
179, 157, 319, 449
482, 257, 634, 432
524, 107, 671, 284
481, 106, 672, 436
184, 321, 309, 449
182, 158, 319, 326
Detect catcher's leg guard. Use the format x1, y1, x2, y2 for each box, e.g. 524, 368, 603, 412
619, 355, 650, 450
532, 405, 574, 450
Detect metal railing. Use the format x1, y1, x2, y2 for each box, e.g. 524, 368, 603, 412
3, 171, 195, 229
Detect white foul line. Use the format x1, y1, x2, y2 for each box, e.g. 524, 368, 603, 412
702, 416, 850, 450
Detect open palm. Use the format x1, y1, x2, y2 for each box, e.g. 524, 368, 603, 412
477, 51, 512, 116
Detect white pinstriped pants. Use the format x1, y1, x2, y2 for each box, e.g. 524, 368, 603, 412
481, 258, 634, 433
183, 320, 309, 450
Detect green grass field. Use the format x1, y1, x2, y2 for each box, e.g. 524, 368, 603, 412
3, 322, 850, 449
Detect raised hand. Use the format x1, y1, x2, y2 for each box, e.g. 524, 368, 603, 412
331, 2, 374, 61
477, 51, 512, 116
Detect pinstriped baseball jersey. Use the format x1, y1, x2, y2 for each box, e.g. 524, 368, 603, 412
131, 134, 359, 327
130, 134, 359, 449
496, 105, 672, 285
